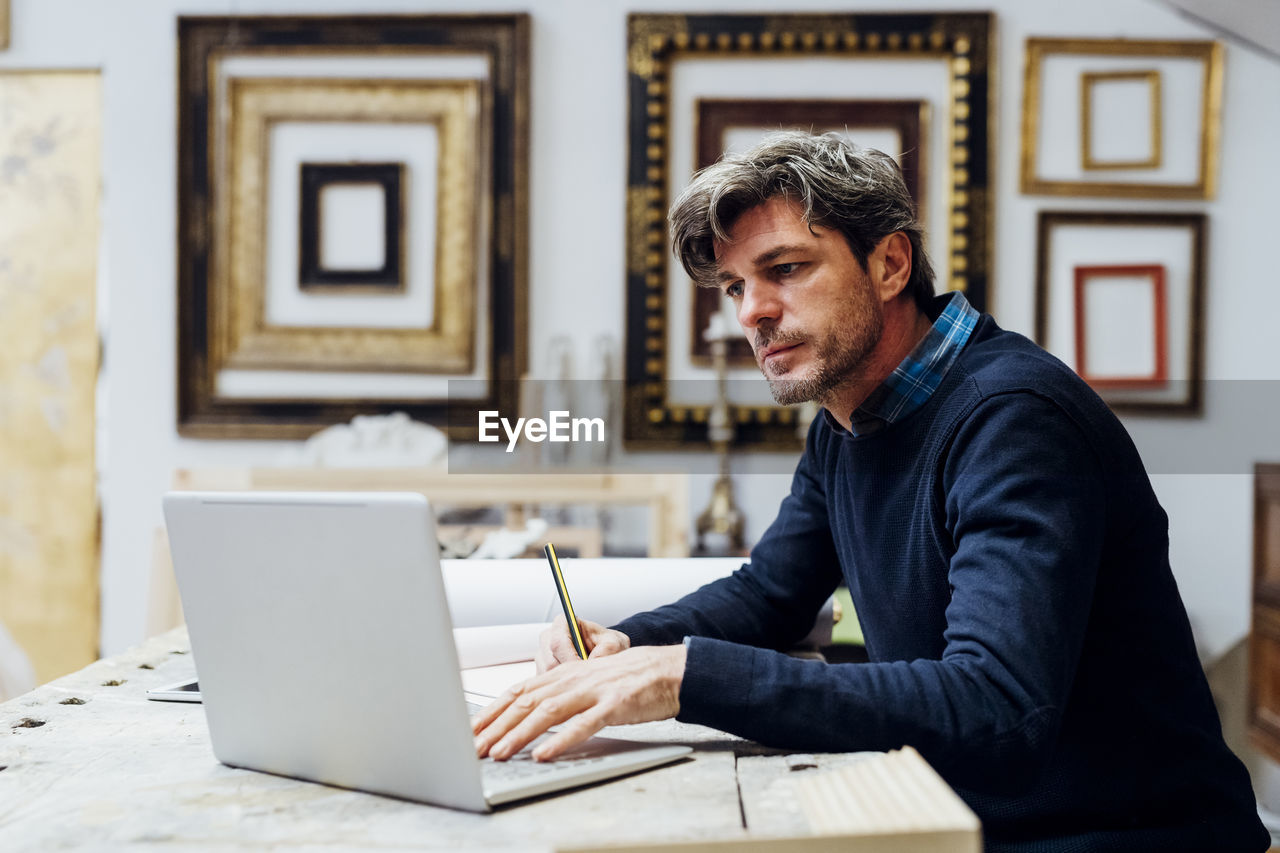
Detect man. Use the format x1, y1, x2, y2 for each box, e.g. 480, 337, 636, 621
473, 132, 1267, 851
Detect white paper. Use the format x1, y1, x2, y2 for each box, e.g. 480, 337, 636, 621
440, 557, 745, 628
440, 558, 837, 664
461, 660, 536, 700
453, 623, 549, 670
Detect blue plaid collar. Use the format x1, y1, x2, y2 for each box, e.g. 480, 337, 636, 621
825, 292, 980, 437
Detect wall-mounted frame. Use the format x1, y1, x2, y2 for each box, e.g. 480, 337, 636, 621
1072, 264, 1167, 389
1249, 463, 1280, 764
0, 2, 9, 50
1035, 211, 1205, 413
1021, 38, 1222, 199
222, 76, 480, 375
299, 162, 405, 291
1080, 71, 1162, 171
177, 15, 529, 439
624, 12, 994, 450
691, 98, 927, 366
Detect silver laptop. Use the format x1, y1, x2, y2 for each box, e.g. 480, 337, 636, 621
162, 490, 691, 812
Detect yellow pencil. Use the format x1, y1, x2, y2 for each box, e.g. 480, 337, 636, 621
544, 542, 588, 660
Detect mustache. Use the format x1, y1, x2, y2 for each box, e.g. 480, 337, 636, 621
753, 327, 807, 354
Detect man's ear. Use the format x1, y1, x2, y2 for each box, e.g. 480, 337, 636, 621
871, 232, 912, 303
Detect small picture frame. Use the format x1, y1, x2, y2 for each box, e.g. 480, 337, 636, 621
1036, 211, 1205, 413
1080, 71, 1162, 171
1072, 264, 1167, 389
298, 162, 405, 292
1021, 38, 1222, 199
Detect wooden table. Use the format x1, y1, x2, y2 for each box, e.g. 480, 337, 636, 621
0, 629, 977, 852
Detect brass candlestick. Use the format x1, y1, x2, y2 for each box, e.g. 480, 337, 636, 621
695, 313, 745, 554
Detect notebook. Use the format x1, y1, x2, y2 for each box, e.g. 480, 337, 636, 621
161, 490, 691, 811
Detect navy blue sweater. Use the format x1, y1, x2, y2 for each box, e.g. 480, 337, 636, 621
616, 314, 1267, 852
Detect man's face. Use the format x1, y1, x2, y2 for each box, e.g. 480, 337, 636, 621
713, 196, 884, 407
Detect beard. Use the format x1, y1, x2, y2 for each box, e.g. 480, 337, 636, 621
753, 281, 884, 407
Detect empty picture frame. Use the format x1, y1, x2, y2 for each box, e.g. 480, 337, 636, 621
177, 15, 529, 439
223, 76, 479, 375
1073, 264, 1167, 389
1080, 71, 1162, 171
625, 12, 994, 450
1036, 211, 1206, 413
299, 162, 405, 291
690, 98, 927, 366
1021, 38, 1222, 199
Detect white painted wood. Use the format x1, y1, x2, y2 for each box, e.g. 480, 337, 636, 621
0, 630, 739, 851
0, 631, 977, 851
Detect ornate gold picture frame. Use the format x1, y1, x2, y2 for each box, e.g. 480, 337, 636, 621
1080, 70, 1163, 171
221, 77, 480, 375
623, 12, 994, 450
1021, 38, 1222, 199
176, 15, 529, 439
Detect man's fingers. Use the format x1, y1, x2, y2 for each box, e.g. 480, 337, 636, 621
531, 708, 609, 761
488, 687, 595, 761
586, 636, 624, 659
537, 617, 586, 671
470, 686, 518, 735
582, 623, 630, 659
474, 663, 586, 756
534, 648, 553, 675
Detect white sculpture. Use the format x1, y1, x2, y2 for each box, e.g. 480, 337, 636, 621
467, 518, 550, 560
279, 412, 448, 468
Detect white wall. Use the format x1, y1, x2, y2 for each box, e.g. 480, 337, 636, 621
2, 0, 1278, 756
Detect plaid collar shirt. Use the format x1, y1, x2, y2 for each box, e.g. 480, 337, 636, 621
825, 291, 980, 438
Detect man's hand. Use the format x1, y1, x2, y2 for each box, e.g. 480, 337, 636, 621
472, 643, 686, 762
535, 615, 630, 674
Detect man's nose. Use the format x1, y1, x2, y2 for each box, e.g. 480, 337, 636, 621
738, 281, 781, 330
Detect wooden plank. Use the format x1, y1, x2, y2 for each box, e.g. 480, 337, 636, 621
737, 751, 880, 838
174, 468, 692, 557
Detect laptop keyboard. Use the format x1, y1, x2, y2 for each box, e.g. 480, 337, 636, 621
482, 752, 603, 780
465, 696, 655, 783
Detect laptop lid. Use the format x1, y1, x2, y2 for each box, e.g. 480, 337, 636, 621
163, 491, 490, 812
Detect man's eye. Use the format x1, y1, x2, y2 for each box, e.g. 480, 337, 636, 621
775, 262, 799, 275
725, 281, 744, 298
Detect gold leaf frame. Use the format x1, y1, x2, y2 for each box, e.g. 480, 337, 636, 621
219, 77, 481, 375
176, 15, 530, 440
1021, 38, 1222, 199
1080, 70, 1162, 171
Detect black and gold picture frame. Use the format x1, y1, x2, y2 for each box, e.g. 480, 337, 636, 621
177, 15, 529, 439
624, 12, 994, 450
298, 162, 405, 291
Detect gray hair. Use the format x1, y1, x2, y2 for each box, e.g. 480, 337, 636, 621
669, 130, 935, 310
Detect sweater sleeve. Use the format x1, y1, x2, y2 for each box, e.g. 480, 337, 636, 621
612, 421, 843, 651
673, 392, 1106, 793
